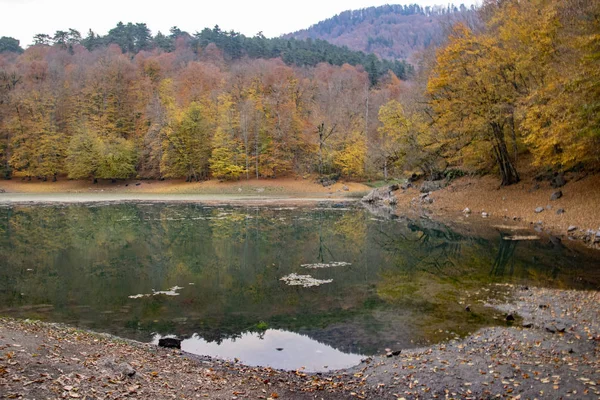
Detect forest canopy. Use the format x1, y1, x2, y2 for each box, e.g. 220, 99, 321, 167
0, 0, 599, 185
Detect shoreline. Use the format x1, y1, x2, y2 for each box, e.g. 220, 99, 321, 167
390, 172, 600, 251
1, 286, 598, 399
0, 192, 361, 205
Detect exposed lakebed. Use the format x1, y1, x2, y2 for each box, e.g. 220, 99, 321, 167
0, 203, 598, 372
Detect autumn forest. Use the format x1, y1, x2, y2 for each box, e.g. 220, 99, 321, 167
0, 0, 598, 185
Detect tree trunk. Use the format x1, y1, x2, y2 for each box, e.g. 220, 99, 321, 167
383, 159, 388, 180
491, 123, 520, 186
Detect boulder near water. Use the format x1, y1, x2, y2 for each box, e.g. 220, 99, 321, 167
361, 185, 399, 206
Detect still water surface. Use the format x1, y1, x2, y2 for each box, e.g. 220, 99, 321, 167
0, 203, 598, 371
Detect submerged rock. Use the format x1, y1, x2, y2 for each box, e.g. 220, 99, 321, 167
280, 273, 333, 288
535, 207, 545, 213
550, 190, 563, 200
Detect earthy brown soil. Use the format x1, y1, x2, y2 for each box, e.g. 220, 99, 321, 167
394, 171, 600, 248
1, 286, 598, 399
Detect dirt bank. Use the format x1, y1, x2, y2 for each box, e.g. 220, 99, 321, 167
1, 286, 598, 399
394, 172, 600, 249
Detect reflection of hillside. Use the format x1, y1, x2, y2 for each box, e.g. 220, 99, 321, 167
0, 204, 598, 357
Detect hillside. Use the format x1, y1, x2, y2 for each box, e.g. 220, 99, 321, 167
286, 3, 479, 61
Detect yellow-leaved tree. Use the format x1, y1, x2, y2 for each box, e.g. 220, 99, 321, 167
427, 23, 522, 185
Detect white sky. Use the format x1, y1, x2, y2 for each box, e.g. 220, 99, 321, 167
1, 0, 480, 47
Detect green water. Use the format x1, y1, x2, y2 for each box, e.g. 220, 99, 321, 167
0, 203, 598, 371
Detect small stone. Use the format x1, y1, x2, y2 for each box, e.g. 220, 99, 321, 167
550, 190, 563, 200
567, 226, 577, 232
556, 208, 565, 215
392, 350, 401, 356
535, 207, 545, 213
482, 212, 489, 218
506, 314, 515, 321
343, 185, 349, 191
555, 324, 566, 333
465, 305, 471, 312
463, 207, 471, 214
135, 182, 141, 186
522, 323, 533, 329
546, 326, 556, 334
158, 338, 182, 349
546, 204, 552, 210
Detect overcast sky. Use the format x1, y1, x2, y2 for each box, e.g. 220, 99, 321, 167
1, 0, 480, 47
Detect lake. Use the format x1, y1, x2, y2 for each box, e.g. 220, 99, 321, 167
0, 202, 598, 372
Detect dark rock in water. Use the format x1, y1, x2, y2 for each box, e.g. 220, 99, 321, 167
556, 208, 565, 215
539, 304, 549, 309
550, 190, 563, 201
551, 173, 567, 188
522, 323, 533, 329
135, 182, 141, 186
389, 184, 400, 192
567, 225, 577, 232
506, 314, 515, 321
420, 180, 446, 193
386, 352, 393, 358
465, 305, 471, 312
535, 207, 545, 213
276, 348, 284, 351
158, 338, 182, 349
392, 350, 401, 356
545, 326, 556, 334
521, 286, 529, 291
332, 203, 345, 208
